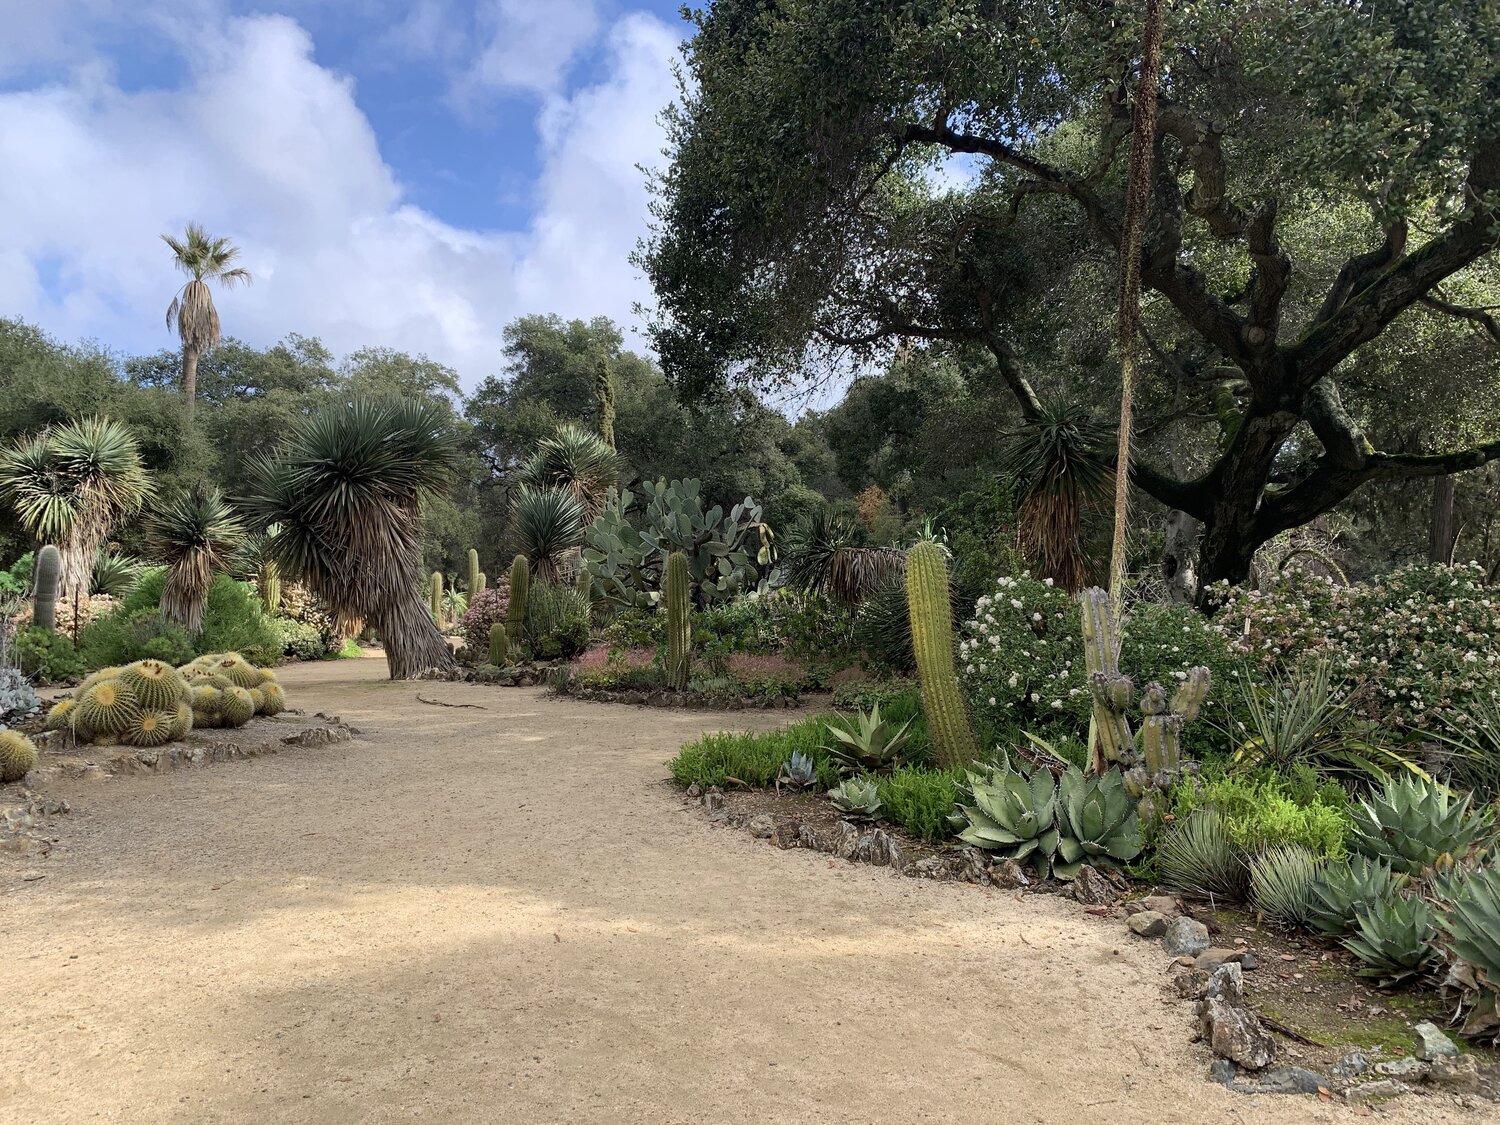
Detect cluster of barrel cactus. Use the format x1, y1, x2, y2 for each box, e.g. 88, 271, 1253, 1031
43, 653, 285, 746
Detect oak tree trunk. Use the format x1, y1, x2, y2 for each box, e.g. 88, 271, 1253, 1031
1429, 475, 1456, 565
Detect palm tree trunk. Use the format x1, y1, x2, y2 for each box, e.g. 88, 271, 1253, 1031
374, 593, 456, 679
182, 342, 199, 414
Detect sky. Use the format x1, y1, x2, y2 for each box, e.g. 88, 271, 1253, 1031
0, 0, 693, 389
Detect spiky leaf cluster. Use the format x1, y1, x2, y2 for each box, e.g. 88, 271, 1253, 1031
1342, 895, 1439, 988
829, 777, 882, 820
1348, 775, 1495, 875
823, 703, 913, 775
1250, 845, 1323, 929
1306, 855, 1398, 937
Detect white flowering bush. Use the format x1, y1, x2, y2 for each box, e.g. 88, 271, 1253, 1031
959, 574, 1236, 753
1208, 562, 1500, 735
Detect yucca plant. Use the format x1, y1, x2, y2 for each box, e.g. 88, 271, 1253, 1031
92, 550, 144, 598
148, 486, 248, 634
1307, 855, 1399, 937
1156, 809, 1250, 901
1342, 894, 1439, 988
244, 400, 462, 679
1250, 845, 1323, 929
823, 704, 913, 774
783, 504, 906, 605
1054, 766, 1143, 879
517, 423, 620, 523
1347, 774, 1496, 875
0, 417, 152, 604
1430, 693, 1500, 800
829, 776, 882, 820
512, 484, 585, 584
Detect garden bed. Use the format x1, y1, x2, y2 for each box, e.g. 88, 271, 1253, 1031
564, 684, 803, 710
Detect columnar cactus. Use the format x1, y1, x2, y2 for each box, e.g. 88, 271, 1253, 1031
32, 544, 61, 633
489, 621, 508, 666
260, 559, 282, 615
430, 571, 444, 624
664, 550, 691, 690
1080, 586, 1133, 770
904, 541, 978, 768
594, 354, 616, 451
467, 548, 481, 594
476, 571, 487, 595
506, 554, 529, 645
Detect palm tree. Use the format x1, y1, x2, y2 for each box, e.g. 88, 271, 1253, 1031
148, 486, 248, 634
244, 400, 461, 679
163, 223, 252, 413
517, 423, 620, 523
512, 485, 585, 583
0, 417, 152, 604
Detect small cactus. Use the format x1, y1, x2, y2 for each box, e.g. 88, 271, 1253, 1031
1080, 587, 1133, 769
0, 730, 39, 782
506, 554, 530, 645
664, 550, 691, 690
476, 571, 487, 595
904, 540, 977, 769
32, 544, 61, 633
261, 559, 282, 615
431, 571, 444, 624
489, 621, 509, 666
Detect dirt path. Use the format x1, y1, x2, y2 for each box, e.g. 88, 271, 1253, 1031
0, 656, 1477, 1123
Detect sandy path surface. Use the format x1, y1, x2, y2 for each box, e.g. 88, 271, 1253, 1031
0, 655, 1480, 1124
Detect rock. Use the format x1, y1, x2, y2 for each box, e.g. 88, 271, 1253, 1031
686, 782, 702, 798
1199, 996, 1276, 1070
1204, 962, 1245, 1005
1071, 864, 1116, 906
1163, 916, 1211, 957
1194, 947, 1259, 972
1230, 1067, 1333, 1096
1207, 1058, 1238, 1086
769, 821, 801, 848
988, 857, 1030, 889
1374, 1057, 1427, 1078
830, 821, 861, 860
797, 824, 821, 849
1127, 910, 1169, 938
1171, 968, 1209, 999
1413, 1020, 1459, 1060
1125, 894, 1183, 918
1236, 952, 1259, 971
702, 787, 727, 821
1344, 1080, 1407, 1103
911, 857, 947, 879
854, 829, 902, 868
1428, 1053, 1480, 1091
747, 814, 775, 839
1331, 1051, 1373, 1079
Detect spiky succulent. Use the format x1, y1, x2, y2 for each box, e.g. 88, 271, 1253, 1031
1156, 809, 1249, 901
214, 654, 263, 690
1307, 855, 1399, 937
1250, 845, 1323, 929
1343, 894, 1439, 988
777, 751, 819, 791
823, 704, 913, 774
1348, 775, 1495, 875
168, 703, 193, 740
75, 679, 141, 736
45, 698, 77, 731
218, 686, 255, 728
1053, 767, 1142, 880
79, 666, 123, 692
118, 659, 187, 711
829, 777, 882, 820
123, 709, 177, 748
1437, 865, 1500, 1033
258, 682, 286, 715
956, 763, 1060, 877
0, 730, 39, 782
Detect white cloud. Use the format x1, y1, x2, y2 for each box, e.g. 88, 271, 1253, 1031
0, 8, 682, 387
460, 0, 601, 101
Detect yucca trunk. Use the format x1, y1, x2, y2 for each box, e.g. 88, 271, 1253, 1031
55, 537, 94, 607
374, 592, 454, 679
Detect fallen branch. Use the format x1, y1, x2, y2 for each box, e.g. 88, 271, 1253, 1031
416, 694, 487, 709
1259, 1013, 1322, 1047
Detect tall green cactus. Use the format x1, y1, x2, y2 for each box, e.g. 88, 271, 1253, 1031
489, 621, 509, 666
260, 559, 282, 615
664, 550, 691, 690
476, 571, 487, 595
467, 548, 481, 594
32, 544, 61, 633
506, 554, 530, 645
904, 540, 977, 768
431, 571, 444, 624
1080, 586, 1133, 770
594, 354, 616, 451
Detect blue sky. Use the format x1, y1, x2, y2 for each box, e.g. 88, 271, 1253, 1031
0, 1, 695, 388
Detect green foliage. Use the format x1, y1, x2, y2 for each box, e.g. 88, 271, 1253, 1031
600, 606, 662, 650
668, 717, 837, 789
1343, 895, 1439, 988
512, 484, 584, 583
1348, 775, 1496, 875
523, 581, 590, 661
874, 766, 959, 842
905, 540, 976, 769
664, 550, 691, 690
517, 422, 620, 521
1168, 770, 1352, 859
1438, 866, 1500, 1002
829, 776, 882, 819
1249, 845, 1323, 930
0, 552, 33, 595
1307, 856, 1398, 938
1054, 767, 1144, 880
269, 616, 327, 661
854, 572, 918, 673
823, 703, 914, 775
93, 551, 143, 598
13, 627, 85, 683
955, 762, 1060, 875
80, 571, 277, 668
1156, 809, 1249, 901
831, 679, 921, 713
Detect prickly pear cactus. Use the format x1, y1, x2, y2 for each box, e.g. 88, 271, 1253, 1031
904, 541, 978, 768
506, 555, 529, 645
32, 544, 61, 633
664, 550, 691, 690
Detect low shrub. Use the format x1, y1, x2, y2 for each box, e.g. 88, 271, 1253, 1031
80, 571, 279, 668
601, 607, 663, 650
1168, 770, 1352, 859
270, 616, 327, 662
525, 582, 590, 660
668, 717, 836, 788
875, 766, 960, 842
459, 585, 510, 656
831, 678, 921, 712
13, 627, 86, 682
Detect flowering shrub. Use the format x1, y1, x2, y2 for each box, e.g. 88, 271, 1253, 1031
459, 584, 510, 655
959, 573, 1235, 753
1209, 562, 1500, 735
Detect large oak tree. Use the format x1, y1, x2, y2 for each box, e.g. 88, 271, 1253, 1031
642, 0, 1500, 589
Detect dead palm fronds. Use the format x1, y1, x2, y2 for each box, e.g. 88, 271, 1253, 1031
163, 223, 252, 412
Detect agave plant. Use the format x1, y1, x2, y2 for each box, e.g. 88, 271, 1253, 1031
149, 486, 248, 634
955, 763, 1060, 877
1306, 854, 1399, 937
516, 423, 620, 523
1053, 767, 1143, 879
776, 751, 819, 792
823, 704, 913, 774
829, 777, 882, 820
1156, 809, 1249, 901
1250, 845, 1323, 929
1343, 894, 1439, 988
0, 417, 152, 604
512, 484, 585, 584
244, 400, 462, 679
1347, 774, 1496, 875
1437, 865, 1500, 1036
